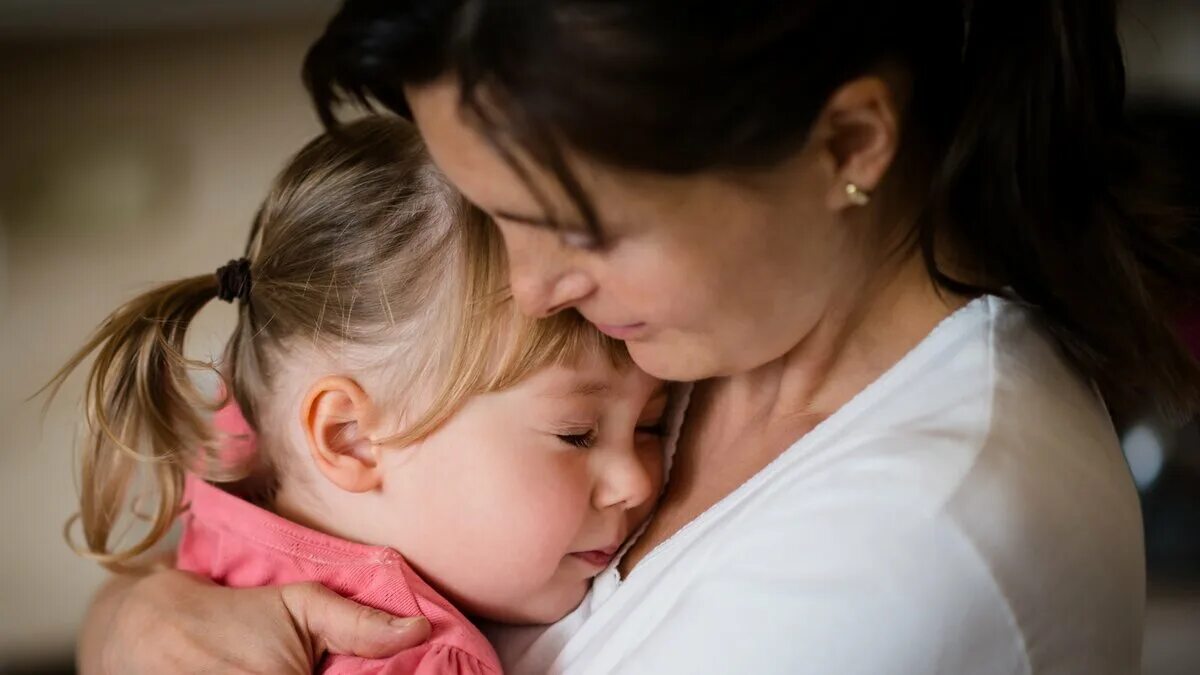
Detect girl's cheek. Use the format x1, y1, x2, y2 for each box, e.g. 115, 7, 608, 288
520, 458, 594, 536
527, 459, 592, 517
473, 450, 588, 525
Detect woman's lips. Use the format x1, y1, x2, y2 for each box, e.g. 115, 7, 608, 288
593, 323, 646, 340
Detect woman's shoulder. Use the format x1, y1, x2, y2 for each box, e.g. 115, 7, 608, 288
910, 295, 1142, 562
755, 294, 1141, 574
694, 295, 1143, 671
789, 295, 1128, 502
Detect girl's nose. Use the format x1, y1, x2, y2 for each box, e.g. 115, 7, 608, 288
593, 448, 657, 513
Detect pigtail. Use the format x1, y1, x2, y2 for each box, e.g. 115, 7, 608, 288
44, 274, 224, 572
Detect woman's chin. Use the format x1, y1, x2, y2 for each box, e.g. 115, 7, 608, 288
626, 338, 725, 382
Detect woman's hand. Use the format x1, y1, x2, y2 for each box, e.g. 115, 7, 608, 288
79, 568, 430, 674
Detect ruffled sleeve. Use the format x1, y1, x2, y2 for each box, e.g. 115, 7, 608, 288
361, 644, 500, 675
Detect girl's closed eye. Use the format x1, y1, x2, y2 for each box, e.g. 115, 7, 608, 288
556, 427, 597, 449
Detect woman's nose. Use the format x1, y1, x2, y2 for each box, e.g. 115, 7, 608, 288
501, 228, 596, 318
511, 267, 596, 318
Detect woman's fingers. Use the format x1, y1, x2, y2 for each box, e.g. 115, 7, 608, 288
279, 581, 431, 659
79, 569, 431, 674
89, 570, 305, 674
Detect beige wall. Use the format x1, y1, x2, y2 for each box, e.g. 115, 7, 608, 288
0, 22, 325, 661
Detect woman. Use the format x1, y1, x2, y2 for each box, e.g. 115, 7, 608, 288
79, 1, 1197, 673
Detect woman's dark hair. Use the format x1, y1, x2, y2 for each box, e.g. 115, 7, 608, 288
304, 0, 1200, 417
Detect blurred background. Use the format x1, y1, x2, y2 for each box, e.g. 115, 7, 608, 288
0, 1, 1197, 673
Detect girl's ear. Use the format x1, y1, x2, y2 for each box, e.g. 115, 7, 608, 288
300, 376, 384, 493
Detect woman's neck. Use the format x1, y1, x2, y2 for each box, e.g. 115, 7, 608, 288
706, 253, 971, 442
620, 254, 973, 576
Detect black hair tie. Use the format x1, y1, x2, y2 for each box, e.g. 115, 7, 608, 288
215, 258, 253, 303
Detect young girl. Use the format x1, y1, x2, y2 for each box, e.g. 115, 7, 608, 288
49, 119, 671, 674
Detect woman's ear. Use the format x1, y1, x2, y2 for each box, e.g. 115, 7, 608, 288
814, 72, 903, 210
301, 376, 383, 493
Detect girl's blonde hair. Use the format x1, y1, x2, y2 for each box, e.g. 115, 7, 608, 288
47, 118, 627, 572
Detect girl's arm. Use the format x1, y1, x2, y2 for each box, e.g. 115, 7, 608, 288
77, 568, 431, 674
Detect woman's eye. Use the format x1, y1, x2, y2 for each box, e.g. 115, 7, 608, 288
557, 430, 597, 449
560, 230, 605, 251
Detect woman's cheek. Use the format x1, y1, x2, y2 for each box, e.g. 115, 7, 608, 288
606, 247, 691, 320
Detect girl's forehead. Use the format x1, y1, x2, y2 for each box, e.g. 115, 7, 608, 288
512, 357, 664, 404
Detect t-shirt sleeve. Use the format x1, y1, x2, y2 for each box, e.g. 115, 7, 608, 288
611, 508, 1031, 675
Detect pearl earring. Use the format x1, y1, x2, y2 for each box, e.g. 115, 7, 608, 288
845, 183, 871, 206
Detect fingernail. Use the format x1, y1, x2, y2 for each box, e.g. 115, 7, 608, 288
390, 616, 426, 630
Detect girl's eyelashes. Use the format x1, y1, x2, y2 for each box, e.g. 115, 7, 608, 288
556, 429, 597, 449
554, 416, 664, 450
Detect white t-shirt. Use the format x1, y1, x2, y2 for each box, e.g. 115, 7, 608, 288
487, 295, 1145, 674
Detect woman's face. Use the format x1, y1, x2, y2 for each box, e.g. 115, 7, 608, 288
407, 80, 879, 381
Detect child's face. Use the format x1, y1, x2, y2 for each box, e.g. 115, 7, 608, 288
375, 352, 668, 623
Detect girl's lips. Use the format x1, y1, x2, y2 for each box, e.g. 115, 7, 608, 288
593, 323, 646, 340
571, 549, 617, 568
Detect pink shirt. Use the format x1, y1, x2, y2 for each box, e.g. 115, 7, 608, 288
177, 475, 502, 675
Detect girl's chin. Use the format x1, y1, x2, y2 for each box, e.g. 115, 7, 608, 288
483, 581, 591, 626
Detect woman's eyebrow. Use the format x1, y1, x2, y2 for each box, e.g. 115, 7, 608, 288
493, 209, 561, 229
494, 209, 595, 234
